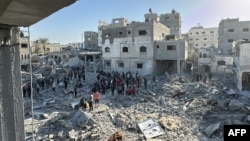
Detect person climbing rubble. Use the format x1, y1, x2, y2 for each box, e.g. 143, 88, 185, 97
93, 89, 100, 107
79, 96, 88, 111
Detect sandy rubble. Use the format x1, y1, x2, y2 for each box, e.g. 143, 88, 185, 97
23, 73, 250, 141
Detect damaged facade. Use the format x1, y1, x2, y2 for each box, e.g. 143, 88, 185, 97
99, 9, 187, 75
84, 31, 99, 50
195, 18, 250, 75
233, 40, 250, 91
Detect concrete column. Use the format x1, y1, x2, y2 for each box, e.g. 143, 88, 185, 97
238, 71, 242, 91
177, 44, 180, 74
0, 45, 25, 141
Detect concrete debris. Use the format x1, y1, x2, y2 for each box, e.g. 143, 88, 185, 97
158, 116, 181, 131
211, 88, 218, 94
138, 118, 165, 139
108, 131, 123, 141
203, 122, 221, 137
23, 64, 250, 140
228, 99, 244, 111
225, 88, 236, 95
239, 91, 250, 99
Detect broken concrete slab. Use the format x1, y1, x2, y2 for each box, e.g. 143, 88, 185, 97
71, 110, 94, 127
138, 118, 165, 139
203, 122, 220, 137
228, 99, 244, 111
238, 96, 250, 106
158, 116, 181, 131
225, 89, 236, 95
217, 99, 230, 109
211, 88, 218, 94
239, 91, 250, 99
94, 104, 109, 113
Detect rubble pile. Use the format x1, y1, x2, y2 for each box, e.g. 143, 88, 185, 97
24, 72, 250, 141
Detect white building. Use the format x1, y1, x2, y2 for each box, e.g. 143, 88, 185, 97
188, 25, 218, 49
99, 9, 187, 75
233, 40, 250, 91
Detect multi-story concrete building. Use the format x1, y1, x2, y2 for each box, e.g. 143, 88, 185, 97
198, 47, 212, 73
99, 9, 187, 75
198, 47, 233, 73
154, 39, 188, 74
159, 9, 181, 37
233, 40, 250, 91
84, 31, 98, 50
188, 25, 218, 49
19, 36, 30, 70
99, 18, 169, 75
219, 18, 250, 55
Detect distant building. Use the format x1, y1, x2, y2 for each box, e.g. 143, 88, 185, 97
84, 31, 98, 50
188, 25, 218, 49
19, 36, 30, 70
218, 18, 250, 55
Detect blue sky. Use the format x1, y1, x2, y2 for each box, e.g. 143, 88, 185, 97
25, 0, 250, 44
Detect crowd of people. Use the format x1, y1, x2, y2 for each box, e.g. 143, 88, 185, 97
23, 64, 150, 113
78, 70, 149, 112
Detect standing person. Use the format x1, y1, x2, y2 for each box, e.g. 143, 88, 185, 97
144, 77, 147, 89
93, 90, 100, 107
52, 82, 56, 92
88, 93, 94, 112
111, 84, 115, 96
22, 85, 26, 97
101, 81, 106, 95
79, 97, 86, 111
74, 86, 77, 98
36, 83, 40, 94
64, 77, 68, 90
121, 82, 125, 95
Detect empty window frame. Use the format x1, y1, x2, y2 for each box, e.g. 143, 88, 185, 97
228, 39, 234, 42
228, 29, 234, 32
137, 63, 143, 69
167, 45, 176, 50
140, 46, 147, 52
203, 53, 207, 58
201, 31, 206, 34
127, 31, 131, 34
139, 30, 147, 35
122, 47, 128, 52
243, 28, 249, 32
156, 45, 160, 48
104, 60, 111, 68
118, 62, 124, 68
21, 43, 28, 48
105, 47, 110, 52
204, 38, 207, 40
195, 32, 199, 34
210, 31, 214, 33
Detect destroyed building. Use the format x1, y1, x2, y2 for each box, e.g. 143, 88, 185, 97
84, 31, 99, 50
233, 40, 250, 91
99, 9, 187, 75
